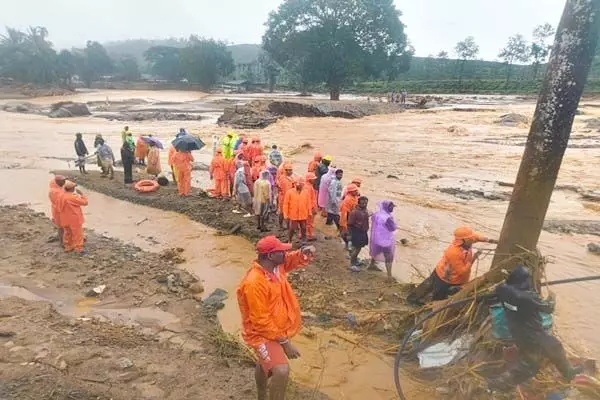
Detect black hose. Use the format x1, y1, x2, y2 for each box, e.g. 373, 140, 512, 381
393, 275, 600, 399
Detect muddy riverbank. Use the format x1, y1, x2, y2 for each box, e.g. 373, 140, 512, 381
0, 205, 324, 400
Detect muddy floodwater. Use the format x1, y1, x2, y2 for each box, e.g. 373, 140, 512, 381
1, 89, 599, 399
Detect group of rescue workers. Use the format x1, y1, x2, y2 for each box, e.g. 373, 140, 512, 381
49, 126, 584, 400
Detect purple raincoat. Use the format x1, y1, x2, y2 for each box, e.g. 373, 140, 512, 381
370, 200, 397, 261
318, 167, 336, 208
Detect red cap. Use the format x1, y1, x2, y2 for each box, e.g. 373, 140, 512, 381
256, 236, 292, 254
54, 175, 66, 182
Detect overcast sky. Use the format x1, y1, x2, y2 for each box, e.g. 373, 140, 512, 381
1, 0, 566, 60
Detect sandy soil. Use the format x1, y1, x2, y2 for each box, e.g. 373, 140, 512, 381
0, 205, 323, 400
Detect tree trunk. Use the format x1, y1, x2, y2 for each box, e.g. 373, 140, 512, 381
268, 74, 276, 93
329, 86, 340, 101
505, 63, 513, 87
491, 0, 600, 268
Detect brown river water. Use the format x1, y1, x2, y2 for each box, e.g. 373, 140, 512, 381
0, 89, 599, 399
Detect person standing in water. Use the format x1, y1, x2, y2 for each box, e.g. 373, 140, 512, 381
369, 200, 397, 280
237, 236, 316, 400
74, 133, 89, 175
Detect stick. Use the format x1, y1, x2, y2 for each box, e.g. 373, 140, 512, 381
135, 217, 149, 226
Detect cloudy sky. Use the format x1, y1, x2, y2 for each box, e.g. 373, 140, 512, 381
1, 0, 566, 60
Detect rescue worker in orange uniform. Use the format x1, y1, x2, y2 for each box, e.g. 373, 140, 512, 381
307, 151, 322, 173
48, 174, 66, 245
407, 226, 497, 304
250, 137, 263, 166
172, 149, 194, 196
60, 181, 89, 254
242, 137, 253, 166
209, 148, 229, 198
252, 155, 268, 184
339, 183, 360, 247
135, 136, 149, 166
304, 173, 318, 241
237, 236, 316, 400
342, 177, 362, 199
168, 145, 177, 184
283, 177, 311, 244
277, 163, 295, 229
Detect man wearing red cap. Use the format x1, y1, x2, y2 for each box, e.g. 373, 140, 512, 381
237, 236, 316, 400
48, 175, 66, 245
408, 226, 497, 304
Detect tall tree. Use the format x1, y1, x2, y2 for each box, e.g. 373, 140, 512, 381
144, 46, 183, 81
455, 36, 479, 87
180, 37, 234, 89
530, 23, 555, 79
498, 34, 529, 84
78, 41, 113, 87
263, 0, 411, 100
492, 0, 600, 268
114, 56, 141, 81
56, 50, 77, 85
258, 52, 280, 93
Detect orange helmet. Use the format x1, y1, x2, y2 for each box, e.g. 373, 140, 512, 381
346, 183, 359, 193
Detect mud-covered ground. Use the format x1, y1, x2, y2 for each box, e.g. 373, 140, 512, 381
54, 170, 418, 343
0, 205, 324, 400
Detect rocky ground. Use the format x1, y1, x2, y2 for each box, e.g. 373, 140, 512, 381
53, 170, 418, 345
0, 205, 324, 400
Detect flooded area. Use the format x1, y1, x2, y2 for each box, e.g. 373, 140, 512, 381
0, 89, 599, 399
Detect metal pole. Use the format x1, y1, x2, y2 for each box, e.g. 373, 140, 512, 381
492, 0, 600, 267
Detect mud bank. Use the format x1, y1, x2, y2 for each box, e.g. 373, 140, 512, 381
0, 205, 323, 400
217, 100, 411, 129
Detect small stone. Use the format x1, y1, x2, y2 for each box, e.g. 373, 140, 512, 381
300, 311, 317, 319
189, 282, 205, 295
117, 357, 134, 369
387, 174, 399, 180
58, 360, 68, 370
587, 243, 600, 254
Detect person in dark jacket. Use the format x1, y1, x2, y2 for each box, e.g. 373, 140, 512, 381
487, 265, 581, 392
74, 133, 89, 175
120, 141, 135, 184
314, 155, 332, 191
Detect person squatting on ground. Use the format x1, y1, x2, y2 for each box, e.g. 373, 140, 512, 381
59, 181, 88, 254
369, 200, 397, 280
326, 169, 344, 229
74, 133, 89, 175
283, 177, 311, 244
48, 175, 66, 245
487, 265, 582, 392
254, 170, 272, 232
237, 236, 316, 400
146, 144, 162, 176
210, 148, 229, 199
348, 196, 370, 272
172, 149, 194, 196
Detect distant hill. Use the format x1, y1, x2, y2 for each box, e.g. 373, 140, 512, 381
103, 39, 263, 66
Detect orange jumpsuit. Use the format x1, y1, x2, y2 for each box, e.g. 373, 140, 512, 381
251, 156, 267, 184
135, 137, 149, 161
308, 152, 322, 173
339, 194, 359, 233
173, 151, 194, 196
305, 184, 318, 239
237, 250, 311, 348
60, 192, 88, 252
48, 180, 64, 228
168, 145, 178, 182
277, 175, 294, 214
283, 188, 311, 222
210, 152, 229, 197
250, 138, 263, 166
242, 142, 253, 165
435, 236, 487, 285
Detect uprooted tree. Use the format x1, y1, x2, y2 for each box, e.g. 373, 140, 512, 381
262, 0, 412, 100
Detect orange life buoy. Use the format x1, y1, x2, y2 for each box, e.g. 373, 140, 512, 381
134, 179, 159, 193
